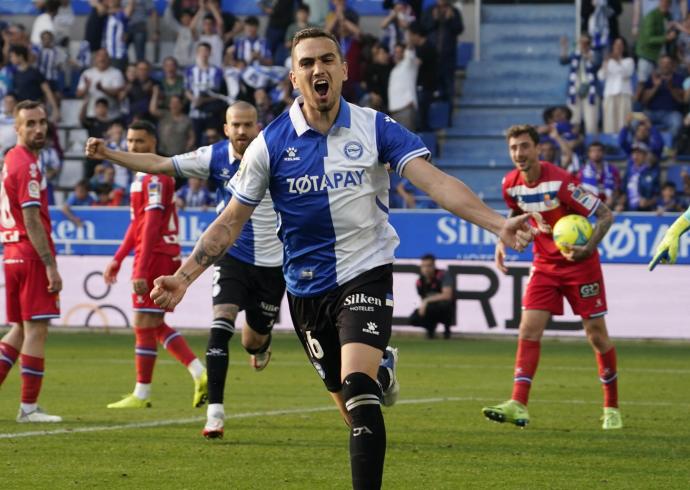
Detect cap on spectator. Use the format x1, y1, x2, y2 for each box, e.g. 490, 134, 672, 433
632, 142, 650, 153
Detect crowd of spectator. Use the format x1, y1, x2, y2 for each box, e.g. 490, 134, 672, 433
0, 0, 465, 210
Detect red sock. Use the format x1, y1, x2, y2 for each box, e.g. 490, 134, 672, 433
596, 347, 618, 408
134, 327, 158, 384
511, 339, 541, 406
20, 354, 44, 404
156, 323, 196, 366
0, 342, 19, 385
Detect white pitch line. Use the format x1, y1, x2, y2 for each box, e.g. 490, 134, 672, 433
1, 396, 687, 440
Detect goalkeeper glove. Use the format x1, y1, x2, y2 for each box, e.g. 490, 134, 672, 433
649, 214, 690, 270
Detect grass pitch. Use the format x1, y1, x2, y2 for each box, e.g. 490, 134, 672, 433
0, 331, 688, 489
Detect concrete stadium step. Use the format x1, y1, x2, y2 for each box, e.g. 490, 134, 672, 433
461, 77, 564, 95
465, 61, 568, 81
448, 107, 542, 137
442, 167, 507, 200
434, 155, 514, 169
482, 4, 575, 25
481, 23, 574, 41
441, 137, 509, 159
459, 87, 563, 106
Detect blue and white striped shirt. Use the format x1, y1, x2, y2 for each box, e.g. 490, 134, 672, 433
184, 64, 223, 119
233, 36, 272, 65
103, 11, 128, 60
38, 46, 60, 82
229, 97, 430, 296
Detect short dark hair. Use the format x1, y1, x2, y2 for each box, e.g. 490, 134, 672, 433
292, 28, 343, 61
128, 120, 157, 138
75, 179, 89, 189
421, 253, 436, 262
203, 13, 215, 22
588, 141, 605, 151
197, 42, 212, 52
245, 16, 260, 26
505, 124, 539, 146
663, 181, 677, 190
95, 97, 109, 107
13, 100, 44, 117
297, 4, 310, 12
9, 44, 29, 61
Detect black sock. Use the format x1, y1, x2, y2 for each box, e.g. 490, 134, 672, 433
206, 319, 234, 405
377, 365, 391, 392
245, 332, 271, 355
342, 372, 386, 490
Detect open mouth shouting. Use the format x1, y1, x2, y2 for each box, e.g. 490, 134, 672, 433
313, 78, 330, 101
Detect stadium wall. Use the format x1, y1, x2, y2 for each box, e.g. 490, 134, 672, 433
0, 208, 687, 339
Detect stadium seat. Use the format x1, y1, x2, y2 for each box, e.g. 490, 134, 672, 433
456, 42, 473, 70
57, 158, 84, 190
428, 101, 450, 130
60, 99, 82, 128
65, 129, 88, 157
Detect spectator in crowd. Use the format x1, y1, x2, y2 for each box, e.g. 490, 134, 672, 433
37, 31, 65, 98
8, 45, 60, 123
171, 0, 201, 23
408, 253, 454, 339
541, 105, 583, 171
173, 9, 196, 68
633, 0, 686, 38
388, 42, 419, 131
420, 0, 463, 101
672, 12, 690, 69
77, 48, 125, 121
103, 120, 131, 188
260, 0, 296, 64
81, 97, 118, 140
640, 55, 684, 146
538, 138, 559, 164
203, 125, 221, 145
656, 181, 685, 213
326, 3, 363, 102
207, 0, 242, 46
636, 0, 676, 84
103, 0, 129, 72
0, 93, 17, 155
232, 16, 272, 66
619, 112, 664, 161
579, 141, 621, 208
381, 0, 415, 55
617, 142, 660, 211
598, 37, 634, 134
285, 4, 315, 55
1, 23, 30, 63
84, 0, 107, 54
0, 53, 14, 101
150, 94, 195, 156
222, 46, 245, 104
124, 0, 159, 62
62, 179, 96, 227
122, 60, 158, 121
325, 0, 360, 36
175, 177, 214, 210
184, 42, 224, 144
361, 43, 391, 112
90, 163, 126, 204
53, 0, 75, 47
192, 2, 224, 68
394, 175, 436, 209
560, 33, 600, 135
409, 21, 438, 131
38, 127, 62, 205
253, 87, 281, 128
157, 57, 186, 110
30, 0, 59, 47
302, 0, 329, 27
581, 0, 622, 49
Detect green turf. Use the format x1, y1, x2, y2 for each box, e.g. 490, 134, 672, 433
0, 331, 689, 489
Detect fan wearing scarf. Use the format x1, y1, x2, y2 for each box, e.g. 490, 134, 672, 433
578, 141, 621, 208
560, 33, 600, 135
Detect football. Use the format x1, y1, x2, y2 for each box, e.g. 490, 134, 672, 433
552, 214, 593, 252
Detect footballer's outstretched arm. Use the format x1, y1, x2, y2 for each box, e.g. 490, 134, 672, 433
85, 138, 175, 176
402, 157, 539, 251
150, 198, 255, 309
588, 202, 614, 249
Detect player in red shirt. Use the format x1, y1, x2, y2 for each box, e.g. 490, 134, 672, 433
102, 121, 207, 409
482, 125, 622, 430
0, 101, 62, 423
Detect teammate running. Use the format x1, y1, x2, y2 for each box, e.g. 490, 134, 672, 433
145, 28, 538, 489
0, 100, 62, 422
103, 121, 207, 409
482, 124, 622, 430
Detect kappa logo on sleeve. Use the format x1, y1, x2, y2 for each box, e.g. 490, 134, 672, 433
28, 180, 41, 199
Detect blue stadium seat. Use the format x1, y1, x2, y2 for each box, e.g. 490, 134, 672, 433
428, 101, 450, 130
666, 164, 689, 189
456, 42, 473, 70
419, 132, 438, 158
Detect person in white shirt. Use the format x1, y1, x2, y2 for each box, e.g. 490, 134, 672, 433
192, 2, 225, 68
387, 42, 419, 131
598, 37, 635, 134
0, 93, 17, 157
30, 1, 57, 47
76, 48, 126, 120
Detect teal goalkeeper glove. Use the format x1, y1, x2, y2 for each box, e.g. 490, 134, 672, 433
649, 214, 690, 271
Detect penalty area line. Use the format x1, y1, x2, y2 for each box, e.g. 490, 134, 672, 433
0, 396, 685, 439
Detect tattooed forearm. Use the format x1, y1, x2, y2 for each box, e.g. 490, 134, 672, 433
192, 241, 226, 267
23, 207, 56, 267
589, 203, 613, 248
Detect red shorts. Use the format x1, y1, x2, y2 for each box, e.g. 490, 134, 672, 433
3, 257, 60, 323
131, 254, 181, 313
523, 262, 607, 319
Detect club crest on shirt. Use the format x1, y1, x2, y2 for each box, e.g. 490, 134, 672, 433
343, 141, 363, 160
